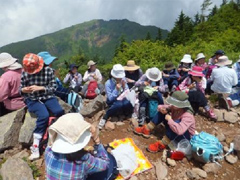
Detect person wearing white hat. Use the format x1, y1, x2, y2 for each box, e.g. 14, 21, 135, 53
194, 53, 208, 71
135, 67, 164, 125
211, 56, 238, 94
232, 55, 240, 87
98, 64, 134, 129
0, 52, 25, 116
178, 54, 193, 83
45, 113, 118, 180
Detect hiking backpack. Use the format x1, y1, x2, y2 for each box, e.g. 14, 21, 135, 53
39, 117, 57, 155
190, 131, 223, 163
85, 81, 98, 99
68, 90, 83, 112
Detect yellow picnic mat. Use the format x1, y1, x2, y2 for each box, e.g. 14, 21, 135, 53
109, 138, 153, 180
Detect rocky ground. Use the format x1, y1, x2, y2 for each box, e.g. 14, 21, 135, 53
0, 99, 240, 180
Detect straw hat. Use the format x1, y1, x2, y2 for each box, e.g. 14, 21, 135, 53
164, 62, 176, 71
195, 53, 206, 61
22, 53, 44, 74
181, 54, 193, 63
166, 91, 191, 108
146, 67, 162, 82
0, 52, 18, 68
111, 64, 125, 78
124, 60, 140, 71
215, 56, 232, 67
87, 60, 97, 69
188, 66, 204, 77
49, 113, 91, 154
37, 51, 57, 65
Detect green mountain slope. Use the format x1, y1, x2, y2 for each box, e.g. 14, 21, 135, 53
0, 19, 168, 63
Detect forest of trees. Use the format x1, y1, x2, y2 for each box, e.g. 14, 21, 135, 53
58, 0, 240, 80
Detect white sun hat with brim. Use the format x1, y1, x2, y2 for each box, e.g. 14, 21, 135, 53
0, 52, 18, 68
111, 64, 125, 79
215, 56, 232, 67
48, 113, 91, 154
195, 53, 206, 61
181, 54, 193, 63
146, 67, 162, 82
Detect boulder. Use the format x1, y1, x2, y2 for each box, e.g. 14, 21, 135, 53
18, 111, 36, 144
186, 170, 199, 180
105, 121, 115, 131
0, 108, 25, 152
57, 97, 72, 113
214, 109, 224, 122
0, 157, 33, 180
155, 160, 168, 180
12, 150, 30, 159
225, 155, 238, 164
224, 111, 239, 123
167, 158, 176, 167
203, 163, 221, 174
192, 168, 207, 178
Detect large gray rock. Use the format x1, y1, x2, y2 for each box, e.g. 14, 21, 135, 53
57, 97, 72, 113
155, 160, 168, 180
224, 111, 239, 123
0, 157, 33, 180
18, 111, 36, 144
0, 108, 25, 152
203, 163, 221, 174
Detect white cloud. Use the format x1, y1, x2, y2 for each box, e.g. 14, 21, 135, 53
0, 0, 222, 47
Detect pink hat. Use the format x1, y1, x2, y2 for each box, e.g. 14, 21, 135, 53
188, 66, 204, 77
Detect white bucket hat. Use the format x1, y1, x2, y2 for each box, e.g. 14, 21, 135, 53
111, 64, 125, 78
195, 53, 206, 61
181, 54, 193, 63
215, 56, 232, 67
0, 52, 18, 68
49, 113, 91, 154
146, 67, 162, 82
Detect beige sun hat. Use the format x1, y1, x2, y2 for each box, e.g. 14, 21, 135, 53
215, 56, 232, 67
87, 60, 97, 69
146, 67, 162, 82
48, 113, 91, 154
124, 60, 140, 71
195, 53, 206, 61
0, 52, 18, 68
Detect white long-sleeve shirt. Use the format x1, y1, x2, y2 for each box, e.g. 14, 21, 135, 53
211, 66, 238, 93
83, 69, 102, 82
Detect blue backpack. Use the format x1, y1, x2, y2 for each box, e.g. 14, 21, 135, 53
148, 100, 158, 119
190, 132, 223, 163
67, 91, 83, 113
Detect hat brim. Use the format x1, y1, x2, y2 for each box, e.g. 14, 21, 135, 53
164, 66, 175, 71
0, 57, 17, 68
166, 96, 191, 108
23, 57, 44, 74
195, 57, 205, 61
181, 59, 193, 63
111, 69, 125, 79
44, 56, 58, 65
146, 69, 162, 82
124, 65, 140, 71
188, 71, 204, 77
215, 60, 232, 67
52, 130, 91, 154
88, 62, 97, 69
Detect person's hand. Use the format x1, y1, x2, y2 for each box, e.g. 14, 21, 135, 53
153, 86, 158, 90
93, 75, 98, 80
182, 68, 187, 71
163, 73, 169, 77
21, 87, 32, 94
188, 82, 196, 89
74, 75, 78, 80
158, 106, 168, 114
165, 114, 172, 121
116, 83, 122, 90
144, 81, 150, 86
128, 79, 135, 83
29, 85, 45, 92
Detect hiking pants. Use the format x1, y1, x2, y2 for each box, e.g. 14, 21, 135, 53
229, 91, 240, 102
25, 97, 64, 135
103, 98, 133, 120
188, 90, 208, 113
163, 77, 178, 89
151, 112, 190, 142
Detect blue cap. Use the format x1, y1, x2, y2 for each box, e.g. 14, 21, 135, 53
37, 51, 57, 65
215, 50, 225, 55
69, 64, 79, 71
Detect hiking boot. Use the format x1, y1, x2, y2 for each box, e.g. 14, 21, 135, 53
218, 97, 230, 110
29, 145, 40, 161
147, 141, 166, 153
98, 119, 106, 130
207, 109, 217, 120
134, 125, 150, 138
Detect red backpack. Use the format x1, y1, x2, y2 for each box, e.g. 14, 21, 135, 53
85, 81, 98, 99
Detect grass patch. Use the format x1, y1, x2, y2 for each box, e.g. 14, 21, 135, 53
22, 157, 41, 179
208, 94, 218, 105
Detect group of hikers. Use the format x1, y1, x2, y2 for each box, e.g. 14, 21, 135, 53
0, 49, 239, 179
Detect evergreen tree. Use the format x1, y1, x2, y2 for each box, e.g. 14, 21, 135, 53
155, 28, 162, 41
194, 12, 201, 26
209, 5, 218, 17
145, 32, 152, 40
201, 0, 213, 22
114, 35, 127, 57
221, 0, 228, 6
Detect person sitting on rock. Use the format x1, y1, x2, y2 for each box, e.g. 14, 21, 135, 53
178, 54, 193, 83
45, 113, 118, 180
134, 91, 196, 153
124, 60, 143, 89
98, 64, 134, 129
194, 53, 208, 74
20, 53, 64, 160
0, 53, 25, 116
178, 66, 216, 119
211, 56, 238, 97
80, 60, 104, 98
63, 64, 82, 92
232, 55, 240, 87
135, 67, 164, 125
162, 62, 180, 93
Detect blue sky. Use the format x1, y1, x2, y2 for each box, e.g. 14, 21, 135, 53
0, 0, 221, 47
